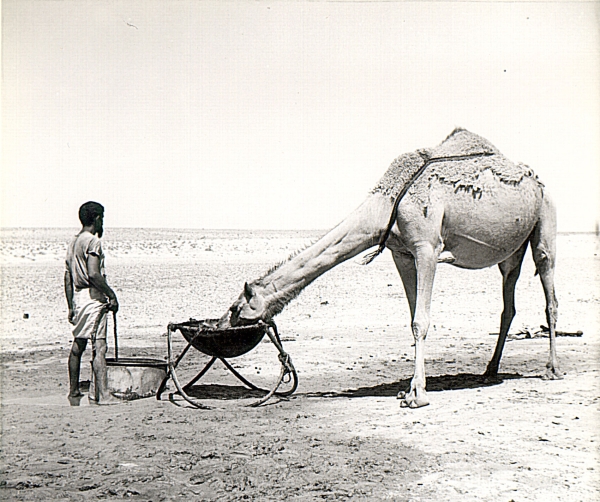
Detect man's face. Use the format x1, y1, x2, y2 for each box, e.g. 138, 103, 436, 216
95, 214, 104, 238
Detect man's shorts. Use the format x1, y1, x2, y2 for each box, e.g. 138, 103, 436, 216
72, 288, 108, 340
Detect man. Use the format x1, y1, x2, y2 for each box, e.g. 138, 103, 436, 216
64, 201, 119, 405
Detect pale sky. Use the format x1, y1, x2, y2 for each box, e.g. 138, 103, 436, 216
2, 0, 599, 231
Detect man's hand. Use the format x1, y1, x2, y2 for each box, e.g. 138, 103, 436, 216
87, 256, 119, 313
68, 308, 76, 325
108, 296, 119, 313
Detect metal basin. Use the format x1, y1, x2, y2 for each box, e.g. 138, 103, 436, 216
170, 319, 268, 359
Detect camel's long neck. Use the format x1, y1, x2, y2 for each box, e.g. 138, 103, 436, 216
257, 194, 393, 317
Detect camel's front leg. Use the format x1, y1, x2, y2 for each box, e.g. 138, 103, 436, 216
395, 243, 437, 408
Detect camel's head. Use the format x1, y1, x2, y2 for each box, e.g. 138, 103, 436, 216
224, 282, 269, 327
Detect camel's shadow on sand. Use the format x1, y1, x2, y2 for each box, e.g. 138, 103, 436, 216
179, 372, 529, 402
307, 372, 526, 399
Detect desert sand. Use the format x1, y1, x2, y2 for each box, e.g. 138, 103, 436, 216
0, 229, 598, 501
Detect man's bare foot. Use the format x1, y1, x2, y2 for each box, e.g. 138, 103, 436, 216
68, 394, 84, 406
97, 394, 121, 406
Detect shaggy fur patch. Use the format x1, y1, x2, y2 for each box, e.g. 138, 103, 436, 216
372, 128, 542, 199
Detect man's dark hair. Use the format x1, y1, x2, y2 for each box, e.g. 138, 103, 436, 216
78, 201, 104, 226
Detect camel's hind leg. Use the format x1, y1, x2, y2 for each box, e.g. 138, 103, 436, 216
484, 240, 529, 380
530, 194, 562, 379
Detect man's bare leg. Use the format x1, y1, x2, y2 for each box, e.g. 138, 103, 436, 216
68, 338, 87, 400
92, 338, 119, 405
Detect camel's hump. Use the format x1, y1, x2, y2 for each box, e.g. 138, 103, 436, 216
432, 127, 500, 157
372, 128, 538, 198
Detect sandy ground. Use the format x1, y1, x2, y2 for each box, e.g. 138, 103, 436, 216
1, 231, 599, 501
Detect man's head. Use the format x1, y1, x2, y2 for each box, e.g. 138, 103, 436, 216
78, 201, 104, 237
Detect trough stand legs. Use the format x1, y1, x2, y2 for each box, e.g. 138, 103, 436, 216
156, 340, 192, 401
159, 323, 298, 408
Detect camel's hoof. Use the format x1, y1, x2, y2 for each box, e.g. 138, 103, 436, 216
398, 390, 429, 408
482, 371, 502, 384
400, 398, 430, 409
542, 368, 565, 381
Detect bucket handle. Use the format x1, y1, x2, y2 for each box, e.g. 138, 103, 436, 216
112, 311, 118, 361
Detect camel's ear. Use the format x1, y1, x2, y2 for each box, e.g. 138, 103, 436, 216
244, 282, 254, 301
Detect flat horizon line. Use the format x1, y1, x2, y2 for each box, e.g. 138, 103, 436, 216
0, 226, 598, 236
0, 226, 328, 231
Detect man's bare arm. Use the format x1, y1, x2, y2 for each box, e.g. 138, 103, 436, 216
87, 255, 119, 312
64, 269, 76, 324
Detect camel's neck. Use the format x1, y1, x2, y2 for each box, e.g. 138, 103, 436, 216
256, 194, 393, 317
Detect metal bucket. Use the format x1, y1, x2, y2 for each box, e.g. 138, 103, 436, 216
89, 312, 167, 400
92, 357, 167, 400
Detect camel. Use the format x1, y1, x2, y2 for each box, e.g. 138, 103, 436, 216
221, 128, 560, 408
